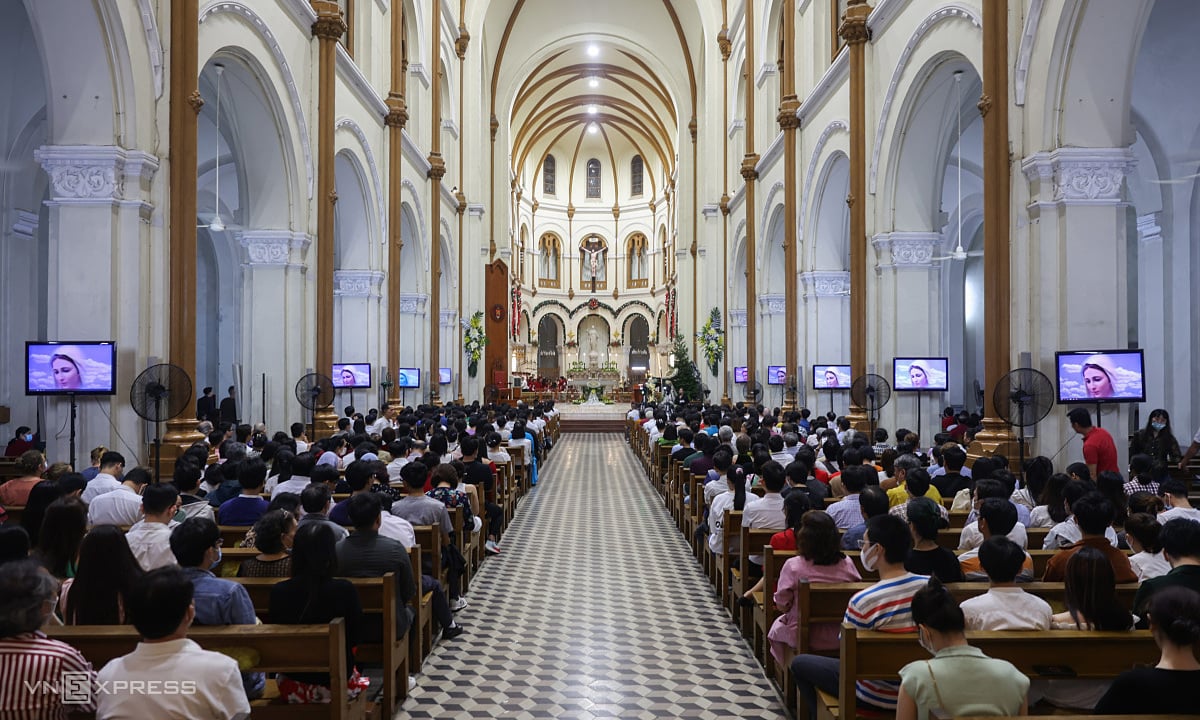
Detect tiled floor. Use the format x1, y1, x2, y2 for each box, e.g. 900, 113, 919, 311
397, 433, 788, 719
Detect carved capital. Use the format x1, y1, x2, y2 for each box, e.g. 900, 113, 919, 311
800, 271, 851, 299
740, 154, 760, 182
455, 190, 467, 215
455, 26, 470, 59
719, 193, 731, 216
778, 96, 802, 129
311, 15, 347, 41
839, 1, 872, 45
717, 28, 732, 61
566, 204, 576, 220
688, 117, 698, 143
846, 192, 856, 208
334, 270, 385, 298
188, 90, 205, 114
328, 189, 339, 205
35, 145, 160, 204
1021, 147, 1136, 206
612, 205, 621, 220
977, 93, 993, 118
427, 154, 446, 181
384, 97, 409, 128
648, 200, 656, 213
872, 231, 939, 268
490, 114, 499, 141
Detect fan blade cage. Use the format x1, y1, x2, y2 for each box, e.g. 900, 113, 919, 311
992, 369, 1054, 428
294, 374, 335, 411
130, 364, 193, 423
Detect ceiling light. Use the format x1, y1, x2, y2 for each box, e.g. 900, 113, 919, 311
587, 45, 600, 57
588, 123, 599, 135
589, 77, 600, 88
587, 105, 598, 115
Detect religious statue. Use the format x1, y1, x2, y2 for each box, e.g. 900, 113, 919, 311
581, 237, 606, 286
587, 325, 599, 355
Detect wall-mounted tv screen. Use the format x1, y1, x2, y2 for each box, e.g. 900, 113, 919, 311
332, 363, 371, 388
894, 357, 949, 391
439, 368, 452, 385
1055, 349, 1145, 403
26, 341, 117, 396
733, 366, 748, 384
396, 368, 421, 388
767, 365, 787, 386
814, 364, 851, 389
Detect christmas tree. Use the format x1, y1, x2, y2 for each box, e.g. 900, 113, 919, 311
668, 335, 703, 402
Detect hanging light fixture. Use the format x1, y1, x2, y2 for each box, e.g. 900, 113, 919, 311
208, 64, 226, 232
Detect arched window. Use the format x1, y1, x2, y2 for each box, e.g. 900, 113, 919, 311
538, 233, 561, 288
337, 0, 354, 54
586, 158, 601, 199
630, 155, 644, 197
626, 233, 649, 288
832, 0, 849, 58
543, 155, 556, 195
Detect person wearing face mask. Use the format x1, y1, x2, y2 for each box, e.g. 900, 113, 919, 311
1130, 409, 1182, 481
790, 514, 929, 719
169, 517, 265, 700
895, 578, 1030, 720
3, 426, 36, 457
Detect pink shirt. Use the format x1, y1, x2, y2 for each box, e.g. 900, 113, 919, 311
769, 555, 861, 663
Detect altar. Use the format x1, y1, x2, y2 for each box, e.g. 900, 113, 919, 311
566, 360, 621, 402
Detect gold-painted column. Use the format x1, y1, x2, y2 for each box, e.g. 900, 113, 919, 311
971, 0, 1015, 457
742, 0, 760, 394
385, 0, 408, 402
779, 0, 800, 409
840, 0, 870, 428
428, 7, 445, 404
455, 14, 469, 404
718, 12, 732, 405
312, 2, 345, 433
163, 0, 204, 455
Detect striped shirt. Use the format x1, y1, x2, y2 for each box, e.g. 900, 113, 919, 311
0, 631, 97, 718
843, 572, 928, 710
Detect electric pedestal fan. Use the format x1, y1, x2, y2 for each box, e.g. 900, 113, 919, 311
992, 368, 1055, 479
850, 373, 893, 437
294, 373, 335, 441
130, 363, 193, 483
743, 379, 763, 404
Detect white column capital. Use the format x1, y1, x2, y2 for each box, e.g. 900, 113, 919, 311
758, 294, 786, 316
872, 231, 940, 269
10, 210, 38, 240
729, 309, 747, 327
1021, 147, 1136, 208
800, 270, 851, 298
238, 230, 310, 267
34, 145, 159, 207
333, 270, 385, 298
398, 293, 428, 316
440, 309, 458, 327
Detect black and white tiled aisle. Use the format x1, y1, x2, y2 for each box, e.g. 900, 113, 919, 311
397, 433, 788, 719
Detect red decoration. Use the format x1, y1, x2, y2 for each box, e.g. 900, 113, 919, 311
588, 298, 599, 310
490, 304, 505, 323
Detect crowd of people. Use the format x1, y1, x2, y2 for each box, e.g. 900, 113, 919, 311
632, 399, 1200, 718
0, 399, 558, 718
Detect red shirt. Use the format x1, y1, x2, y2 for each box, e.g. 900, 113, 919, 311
1082, 426, 1119, 474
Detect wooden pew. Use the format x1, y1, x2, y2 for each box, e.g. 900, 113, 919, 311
716, 509, 742, 609
826, 626, 1158, 720
733, 526, 781, 638
230, 574, 409, 718
3, 504, 24, 527
47, 620, 368, 720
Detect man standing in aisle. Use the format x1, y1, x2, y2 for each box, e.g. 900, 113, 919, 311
219, 385, 238, 425
1068, 408, 1118, 476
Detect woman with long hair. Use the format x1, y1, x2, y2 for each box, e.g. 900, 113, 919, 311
21, 480, 65, 546
1095, 587, 1200, 715
1095, 471, 1129, 533
904, 496, 964, 583
267, 523, 363, 703
1030, 472, 1071, 528
1015, 456, 1054, 510
1053, 546, 1133, 631
60, 525, 144, 624
1129, 408, 1182, 480
768, 510, 861, 664
32, 497, 87, 579
1125, 513, 1170, 581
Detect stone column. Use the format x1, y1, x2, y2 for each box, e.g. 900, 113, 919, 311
741, 0, 760, 391
1136, 213, 1165, 409
238, 230, 311, 429
801, 271, 851, 376
311, 1, 345, 432
426, 1, 445, 403
840, 0, 871, 429
779, 0, 800, 409
35, 145, 159, 465
1021, 147, 1136, 467
397, 293, 429, 405
384, 0, 408, 402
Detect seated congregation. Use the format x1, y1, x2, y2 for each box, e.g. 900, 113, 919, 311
0, 400, 558, 718
632, 399, 1200, 718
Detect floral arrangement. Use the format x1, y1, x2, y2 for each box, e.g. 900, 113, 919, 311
464, 311, 488, 377
696, 307, 724, 376
564, 330, 578, 348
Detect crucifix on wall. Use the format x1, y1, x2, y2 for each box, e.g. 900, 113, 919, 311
581, 236, 606, 293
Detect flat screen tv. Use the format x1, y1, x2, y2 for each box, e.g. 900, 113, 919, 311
439, 368, 452, 385
1055, 349, 1145, 403
396, 368, 421, 389
814, 364, 851, 390
26, 341, 117, 396
733, 366, 748, 384
893, 357, 949, 391
767, 365, 787, 386
332, 363, 371, 389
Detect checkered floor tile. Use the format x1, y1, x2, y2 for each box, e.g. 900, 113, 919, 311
397, 433, 787, 719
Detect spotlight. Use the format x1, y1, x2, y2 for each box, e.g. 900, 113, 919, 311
589, 77, 600, 88
588, 124, 599, 135
587, 105, 598, 115
587, 45, 600, 58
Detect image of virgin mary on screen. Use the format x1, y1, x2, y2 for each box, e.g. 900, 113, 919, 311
1056, 350, 1144, 403
26, 342, 117, 395
815, 365, 851, 389
332, 363, 371, 389
894, 358, 949, 391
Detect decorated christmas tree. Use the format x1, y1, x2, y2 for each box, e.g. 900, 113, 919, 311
668, 335, 702, 402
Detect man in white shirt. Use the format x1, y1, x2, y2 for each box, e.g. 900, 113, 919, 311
80, 451, 126, 504
1179, 424, 1200, 472
124, 484, 181, 571
385, 440, 410, 483
270, 451, 316, 499
368, 405, 397, 436
1157, 479, 1200, 524
741, 461, 787, 566
96, 566, 251, 720
961, 536, 1052, 631
87, 467, 152, 526
767, 435, 793, 467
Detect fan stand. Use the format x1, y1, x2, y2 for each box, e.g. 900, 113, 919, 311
829, 389, 834, 415
67, 393, 78, 469
915, 391, 922, 447
1094, 402, 1104, 428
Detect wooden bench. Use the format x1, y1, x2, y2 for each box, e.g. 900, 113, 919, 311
47, 620, 368, 720
230, 574, 409, 718
2, 503, 24, 527
824, 626, 1158, 720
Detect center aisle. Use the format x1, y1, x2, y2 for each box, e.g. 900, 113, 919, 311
398, 433, 788, 719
